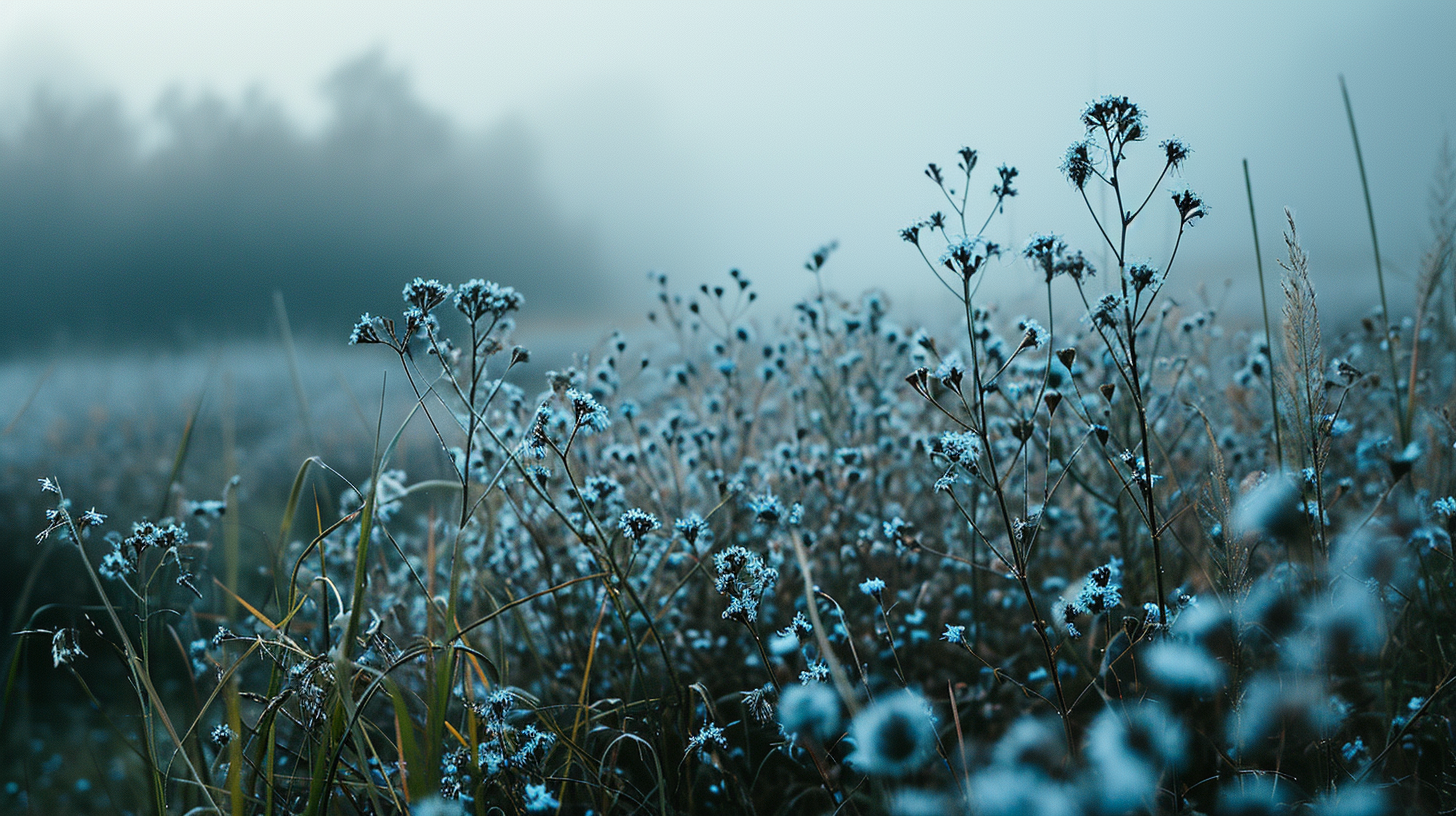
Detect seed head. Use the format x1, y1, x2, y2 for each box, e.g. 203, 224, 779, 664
51, 628, 85, 668
566, 388, 610, 434
618, 508, 661, 541
1161, 138, 1191, 169
349, 313, 384, 345
1082, 95, 1145, 144
454, 279, 523, 322
402, 277, 452, 313
1172, 189, 1207, 225
1061, 140, 1095, 190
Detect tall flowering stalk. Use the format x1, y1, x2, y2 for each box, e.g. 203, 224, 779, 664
1059, 96, 1205, 627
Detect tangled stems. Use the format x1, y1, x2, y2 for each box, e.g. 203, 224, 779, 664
1066, 99, 1201, 628
960, 272, 1076, 753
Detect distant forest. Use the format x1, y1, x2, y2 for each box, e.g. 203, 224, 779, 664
0, 51, 600, 351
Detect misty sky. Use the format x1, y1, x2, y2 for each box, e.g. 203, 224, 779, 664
0, 1, 1453, 351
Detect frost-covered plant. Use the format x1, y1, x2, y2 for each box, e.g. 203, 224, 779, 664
8, 93, 1456, 816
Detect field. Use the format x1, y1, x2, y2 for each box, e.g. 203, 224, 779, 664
3, 95, 1455, 815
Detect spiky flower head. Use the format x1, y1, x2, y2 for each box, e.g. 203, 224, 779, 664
349, 313, 384, 345
454, 279, 523, 322
618, 508, 661, 541
1082, 95, 1145, 144
1061, 139, 1095, 190
1172, 189, 1207, 226
402, 278, 452, 313
1161, 138, 1191, 169
714, 545, 779, 623
566, 388, 610, 434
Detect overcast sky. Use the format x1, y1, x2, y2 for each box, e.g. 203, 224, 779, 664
0, 1, 1452, 350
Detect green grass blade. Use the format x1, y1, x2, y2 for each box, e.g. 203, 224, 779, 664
1340, 73, 1407, 444
274, 290, 320, 455
159, 387, 207, 520
1244, 158, 1284, 468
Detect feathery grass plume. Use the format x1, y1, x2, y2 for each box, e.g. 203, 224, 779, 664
1277, 209, 1330, 553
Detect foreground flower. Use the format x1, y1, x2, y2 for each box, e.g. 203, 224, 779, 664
845, 690, 937, 776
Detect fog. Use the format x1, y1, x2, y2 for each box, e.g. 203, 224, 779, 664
0, 51, 600, 351
0, 1, 1453, 353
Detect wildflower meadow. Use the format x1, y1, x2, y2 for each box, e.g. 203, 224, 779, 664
4, 93, 1455, 815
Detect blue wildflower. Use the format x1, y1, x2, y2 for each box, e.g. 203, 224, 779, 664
859, 577, 887, 601
618, 508, 661, 541
566, 388, 610, 434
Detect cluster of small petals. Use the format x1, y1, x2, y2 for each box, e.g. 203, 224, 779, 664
454, 278, 523, 322
1172, 189, 1207, 225
1126, 262, 1161, 293
1090, 293, 1123, 329
349, 313, 384, 345
618, 508, 661, 540
714, 546, 778, 623
1082, 95, 1145, 143
859, 577, 887, 600
780, 612, 812, 638
674, 513, 711, 547
686, 723, 728, 756
522, 783, 560, 812
402, 305, 436, 338
1061, 140, 1095, 190
566, 388, 610, 433
524, 404, 553, 459
937, 430, 982, 466
1023, 233, 1095, 283
1161, 137, 1192, 168
1053, 596, 1086, 640
1017, 317, 1049, 350
1076, 560, 1123, 614
799, 660, 830, 684
748, 492, 784, 526
993, 164, 1019, 199
402, 278, 452, 312
582, 474, 622, 506
940, 235, 1000, 279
